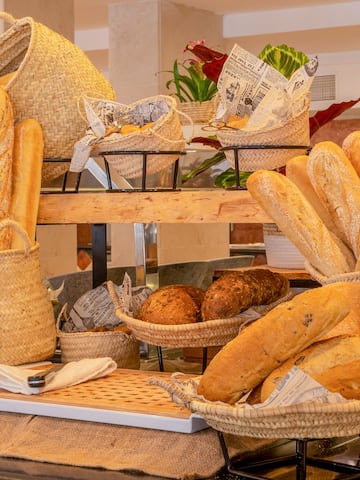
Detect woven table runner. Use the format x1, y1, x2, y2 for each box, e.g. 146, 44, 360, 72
0, 412, 276, 479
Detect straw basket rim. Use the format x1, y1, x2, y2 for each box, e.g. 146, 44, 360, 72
151, 375, 360, 439
304, 260, 360, 285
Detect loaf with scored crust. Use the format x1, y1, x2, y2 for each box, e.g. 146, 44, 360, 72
246, 169, 355, 277
342, 130, 360, 177
197, 282, 351, 404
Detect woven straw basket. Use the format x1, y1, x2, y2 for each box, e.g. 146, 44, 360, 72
0, 220, 56, 365
304, 260, 360, 286
90, 95, 185, 179
0, 12, 115, 177
108, 281, 291, 348
152, 376, 360, 439
217, 101, 310, 171
56, 307, 140, 369
176, 99, 216, 125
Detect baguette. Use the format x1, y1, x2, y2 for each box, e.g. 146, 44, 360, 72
246, 170, 354, 277
307, 141, 360, 258
342, 130, 360, 177
10, 119, 44, 249
0, 87, 14, 249
197, 282, 351, 404
260, 335, 360, 402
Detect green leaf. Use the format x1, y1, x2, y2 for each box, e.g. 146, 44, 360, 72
181, 151, 226, 184
214, 169, 251, 189
258, 44, 309, 79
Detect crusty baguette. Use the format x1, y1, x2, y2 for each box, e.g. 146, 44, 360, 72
260, 335, 360, 402
312, 360, 360, 400
0, 87, 14, 249
10, 119, 44, 249
307, 141, 360, 258
342, 130, 360, 177
246, 169, 354, 277
197, 282, 351, 404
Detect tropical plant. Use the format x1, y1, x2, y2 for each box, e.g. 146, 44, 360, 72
165, 58, 218, 103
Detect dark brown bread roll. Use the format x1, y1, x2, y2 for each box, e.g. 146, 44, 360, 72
137, 284, 205, 325
201, 269, 289, 321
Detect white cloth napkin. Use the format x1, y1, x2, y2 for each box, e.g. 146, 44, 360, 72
0, 357, 117, 395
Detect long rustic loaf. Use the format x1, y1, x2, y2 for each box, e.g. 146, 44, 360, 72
307, 141, 360, 258
260, 335, 360, 402
342, 130, 360, 177
246, 169, 355, 277
10, 118, 44, 249
201, 269, 289, 321
197, 282, 351, 404
0, 87, 14, 249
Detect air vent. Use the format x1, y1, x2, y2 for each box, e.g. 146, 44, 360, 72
310, 74, 336, 102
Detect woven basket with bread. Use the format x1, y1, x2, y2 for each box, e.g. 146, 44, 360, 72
152, 282, 360, 439
108, 269, 291, 348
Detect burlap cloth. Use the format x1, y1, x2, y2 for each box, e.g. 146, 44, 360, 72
0, 411, 277, 479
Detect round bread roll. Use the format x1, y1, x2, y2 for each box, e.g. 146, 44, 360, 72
137, 284, 204, 325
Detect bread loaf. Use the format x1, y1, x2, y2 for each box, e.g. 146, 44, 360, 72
137, 284, 204, 325
307, 141, 360, 258
260, 335, 360, 402
10, 119, 44, 249
246, 170, 355, 277
0, 87, 14, 249
201, 269, 289, 321
197, 282, 351, 404
342, 130, 360, 177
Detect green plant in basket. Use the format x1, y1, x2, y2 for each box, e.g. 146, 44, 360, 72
165, 58, 218, 103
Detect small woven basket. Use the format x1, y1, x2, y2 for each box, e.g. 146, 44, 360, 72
152, 376, 360, 439
0, 220, 56, 365
176, 99, 216, 125
90, 95, 185, 179
217, 101, 310, 171
0, 12, 115, 175
108, 281, 292, 348
56, 307, 140, 369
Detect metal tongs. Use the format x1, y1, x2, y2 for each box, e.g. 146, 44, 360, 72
27, 364, 64, 388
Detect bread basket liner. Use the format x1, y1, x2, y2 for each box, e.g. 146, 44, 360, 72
89, 95, 186, 179
107, 280, 293, 348
56, 305, 140, 369
216, 99, 310, 172
0, 12, 115, 182
304, 260, 360, 285
150, 373, 360, 439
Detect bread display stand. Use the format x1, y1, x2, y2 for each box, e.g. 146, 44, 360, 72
37, 152, 359, 479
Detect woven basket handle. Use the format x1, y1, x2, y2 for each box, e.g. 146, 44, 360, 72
0, 219, 32, 253
0, 12, 17, 25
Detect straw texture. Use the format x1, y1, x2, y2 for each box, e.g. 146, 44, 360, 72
91, 95, 185, 179
153, 376, 360, 439
56, 307, 140, 369
0, 12, 115, 170
176, 99, 215, 125
217, 101, 310, 171
304, 260, 360, 285
0, 220, 56, 365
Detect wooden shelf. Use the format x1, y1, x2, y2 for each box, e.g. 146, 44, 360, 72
37, 189, 272, 225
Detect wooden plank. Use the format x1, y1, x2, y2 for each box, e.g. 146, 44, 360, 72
37, 190, 272, 225
214, 264, 314, 281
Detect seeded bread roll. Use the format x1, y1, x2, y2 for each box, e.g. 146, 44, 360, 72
197, 282, 351, 404
307, 141, 360, 258
247, 170, 355, 277
260, 335, 360, 402
342, 130, 360, 177
0, 87, 14, 249
137, 284, 205, 325
201, 269, 289, 321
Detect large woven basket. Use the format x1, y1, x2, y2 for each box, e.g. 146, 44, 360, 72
108, 281, 292, 348
304, 260, 360, 286
0, 12, 115, 175
217, 100, 310, 171
176, 99, 216, 125
0, 220, 56, 365
152, 375, 360, 439
89, 95, 185, 179
56, 307, 140, 369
